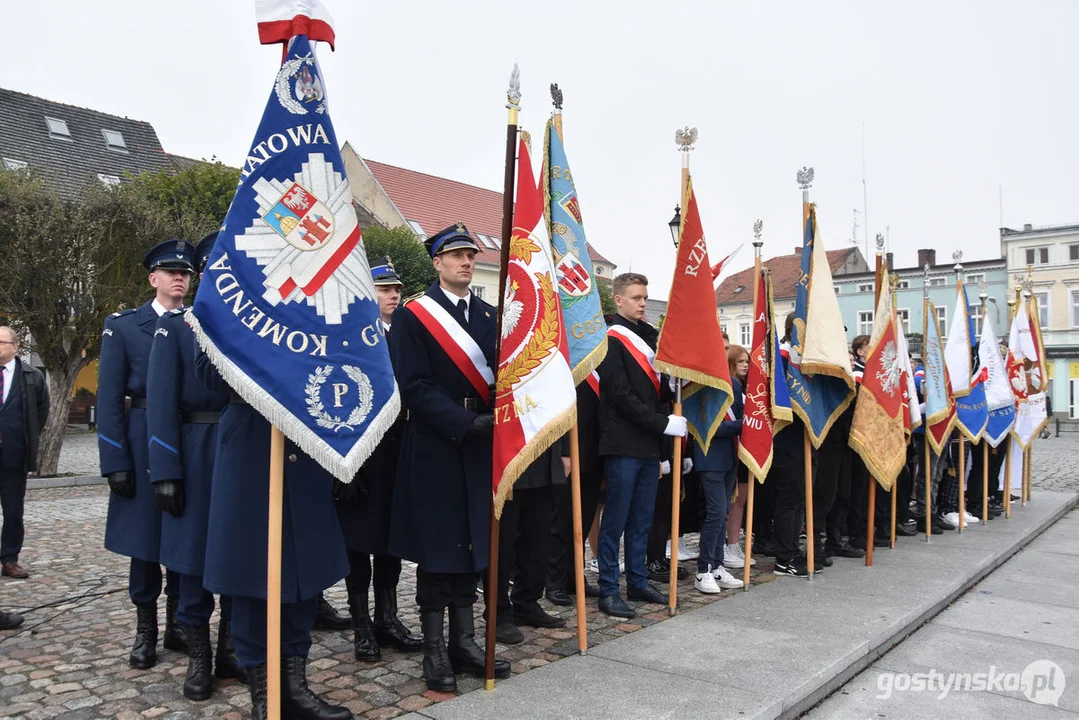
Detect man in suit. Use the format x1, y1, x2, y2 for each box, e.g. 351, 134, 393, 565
147, 232, 244, 701
0, 326, 49, 580
335, 257, 422, 663
595, 273, 687, 619
99, 239, 194, 669
388, 223, 510, 692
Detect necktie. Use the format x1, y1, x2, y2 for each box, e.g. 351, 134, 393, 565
0, 367, 5, 406
456, 299, 468, 325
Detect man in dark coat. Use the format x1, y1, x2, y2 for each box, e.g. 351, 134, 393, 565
335, 257, 421, 662
0, 326, 49, 580
99, 239, 194, 669
388, 223, 510, 692
595, 273, 686, 619
147, 232, 244, 701
194, 353, 352, 720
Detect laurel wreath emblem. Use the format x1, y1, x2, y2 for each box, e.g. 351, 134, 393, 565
275, 54, 315, 115
496, 271, 559, 394
305, 364, 375, 432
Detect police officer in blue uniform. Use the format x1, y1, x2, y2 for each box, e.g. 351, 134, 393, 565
99, 239, 194, 669
335, 257, 422, 662
388, 224, 510, 691
147, 232, 245, 701
195, 347, 351, 719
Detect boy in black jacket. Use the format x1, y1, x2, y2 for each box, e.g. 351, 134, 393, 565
595, 274, 687, 618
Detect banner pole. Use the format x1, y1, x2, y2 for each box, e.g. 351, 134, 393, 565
888, 274, 898, 550
568, 424, 588, 654
1004, 438, 1012, 518
803, 430, 814, 580
958, 436, 966, 532
866, 241, 884, 567
921, 286, 932, 543
669, 382, 683, 616
742, 241, 764, 590
485, 64, 521, 691
924, 439, 932, 543
267, 427, 285, 720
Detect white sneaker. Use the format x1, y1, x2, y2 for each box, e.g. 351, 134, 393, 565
712, 565, 744, 589
962, 511, 980, 525
941, 512, 960, 528
723, 543, 756, 569
665, 539, 671, 559
587, 558, 598, 574
678, 538, 699, 561
694, 566, 722, 594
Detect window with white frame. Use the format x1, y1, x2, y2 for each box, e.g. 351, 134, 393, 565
739, 322, 752, 347
45, 116, 70, 139
897, 279, 910, 289
102, 129, 127, 152
965, 272, 985, 286
489, 235, 502, 249
971, 309, 983, 339
858, 310, 874, 336
471, 285, 486, 300
1032, 291, 1049, 328
935, 305, 947, 335
857, 282, 873, 293
1072, 291, 1079, 328
1070, 245, 1079, 263
834, 285, 841, 294
1024, 247, 1050, 266
475, 233, 497, 250
928, 276, 946, 287
3, 157, 27, 170
896, 308, 910, 335
405, 220, 426, 238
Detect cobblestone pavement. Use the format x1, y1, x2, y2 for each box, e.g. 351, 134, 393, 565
54, 430, 99, 477
0, 485, 778, 720
4, 432, 1070, 719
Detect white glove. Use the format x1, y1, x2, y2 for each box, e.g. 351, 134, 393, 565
682, 458, 693, 474
664, 414, 688, 437
660, 460, 671, 476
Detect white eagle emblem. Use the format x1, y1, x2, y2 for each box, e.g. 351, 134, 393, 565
501, 281, 525, 339
875, 341, 902, 396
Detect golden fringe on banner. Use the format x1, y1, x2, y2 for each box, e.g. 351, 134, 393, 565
493, 404, 577, 520
849, 394, 906, 492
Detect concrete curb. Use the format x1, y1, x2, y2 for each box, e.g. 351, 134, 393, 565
28, 474, 104, 490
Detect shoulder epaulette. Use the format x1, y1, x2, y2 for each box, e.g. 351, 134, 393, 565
109, 308, 137, 319
402, 292, 425, 306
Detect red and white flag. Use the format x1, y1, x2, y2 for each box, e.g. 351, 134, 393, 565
492, 133, 576, 518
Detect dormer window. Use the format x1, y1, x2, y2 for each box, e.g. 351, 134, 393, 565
97, 173, 121, 187
102, 129, 127, 152
46, 117, 71, 140
3, 158, 27, 171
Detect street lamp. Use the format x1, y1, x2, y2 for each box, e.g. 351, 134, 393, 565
668, 205, 681, 248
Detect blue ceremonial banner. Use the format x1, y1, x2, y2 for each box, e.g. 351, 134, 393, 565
189, 31, 399, 481
785, 205, 855, 448
544, 113, 607, 385
923, 298, 955, 453
949, 285, 988, 442
683, 384, 728, 455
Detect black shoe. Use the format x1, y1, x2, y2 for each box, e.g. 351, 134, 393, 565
895, 523, 918, 537
626, 584, 667, 605
754, 538, 779, 557
850, 534, 888, 550
129, 604, 158, 669
545, 589, 573, 606
447, 606, 509, 679
802, 554, 826, 572
182, 623, 214, 702
346, 586, 380, 662
598, 594, 636, 619
583, 579, 601, 598
314, 593, 351, 631
163, 595, 188, 654
773, 559, 809, 578
495, 620, 524, 645
0, 609, 24, 630
281, 655, 352, 719
214, 619, 247, 684
247, 664, 268, 720
647, 559, 688, 582
825, 532, 865, 559
420, 610, 456, 692
372, 586, 422, 652
512, 602, 566, 629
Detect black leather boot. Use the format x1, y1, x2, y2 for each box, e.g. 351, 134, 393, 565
163, 595, 189, 654
373, 586, 422, 652
182, 623, 214, 701
825, 528, 865, 558
814, 533, 833, 567
420, 609, 456, 692
347, 586, 380, 662
313, 593, 350, 631
214, 619, 248, 684
247, 664, 268, 720
281, 655, 353, 720
447, 606, 509, 679
129, 604, 158, 669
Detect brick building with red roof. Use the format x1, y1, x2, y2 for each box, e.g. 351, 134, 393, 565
341, 143, 616, 302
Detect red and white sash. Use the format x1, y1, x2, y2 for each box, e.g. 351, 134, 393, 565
407, 295, 495, 400
585, 370, 600, 397
607, 325, 660, 397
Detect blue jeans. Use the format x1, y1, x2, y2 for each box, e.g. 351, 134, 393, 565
599, 456, 660, 597
698, 469, 737, 573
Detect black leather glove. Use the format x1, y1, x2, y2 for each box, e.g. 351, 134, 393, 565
467, 413, 495, 439
106, 471, 135, 499
154, 479, 185, 517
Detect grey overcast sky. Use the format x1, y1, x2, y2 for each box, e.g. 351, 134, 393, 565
4, 1, 1077, 295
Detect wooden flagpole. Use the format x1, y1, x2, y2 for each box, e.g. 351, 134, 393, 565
866, 235, 884, 567
801, 185, 815, 580
954, 259, 966, 533
922, 268, 933, 543
668, 128, 694, 615
267, 427, 285, 720
485, 63, 521, 690
743, 231, 764, 590
978, 284, 990, 523
1005, 290, 1017, 518
889, 273, 899, 550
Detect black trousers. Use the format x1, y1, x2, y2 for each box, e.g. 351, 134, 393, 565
496, 485, 553, 615
825, 441, 852, 536
0, 465, 27, 564
547, 470, 602, 593
771, 447, 811, 565
415, 568, 478, 614
646, 470, 672, 565
813, 443, 839, 538
345, 550, 402, 596
753, 471, 778, 542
